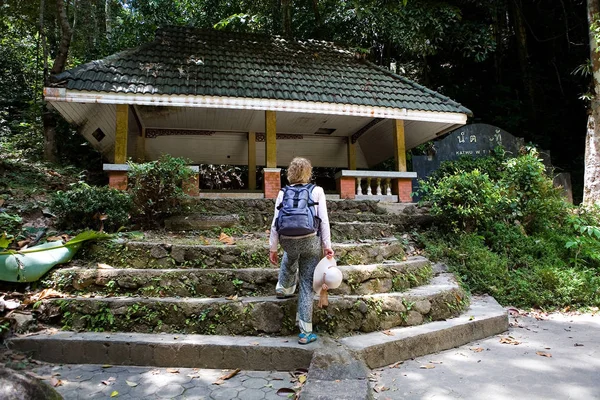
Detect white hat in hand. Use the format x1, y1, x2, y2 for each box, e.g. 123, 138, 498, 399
313, 256, 342, 308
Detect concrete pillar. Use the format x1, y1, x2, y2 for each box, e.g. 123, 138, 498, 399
264, 111, 280, 198
109, 104, 129, 190
348, 141, 356, 170
393, 119, 411, 202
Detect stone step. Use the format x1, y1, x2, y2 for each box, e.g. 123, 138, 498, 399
341, 295, 508, 368
80, 238, 405, 269
46, 257, 432, 298
37, 273, 466, 336
8, 296, 505, 371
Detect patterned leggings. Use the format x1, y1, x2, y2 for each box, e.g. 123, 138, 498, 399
276, 235, 321, 334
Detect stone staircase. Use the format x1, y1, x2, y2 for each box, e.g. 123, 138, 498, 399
8, 199, 507, 398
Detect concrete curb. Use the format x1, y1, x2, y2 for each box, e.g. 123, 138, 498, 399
340, 295, 508, 369
8, 332, 318, 371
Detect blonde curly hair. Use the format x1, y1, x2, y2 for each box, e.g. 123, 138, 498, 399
286, 157, 313, 184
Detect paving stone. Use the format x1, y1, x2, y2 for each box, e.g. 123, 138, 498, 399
210, 387, 240, 400
156, 383, 185, 398
239, 388, 266, 400
181, 385, 212, 399
242, 377, 268, 389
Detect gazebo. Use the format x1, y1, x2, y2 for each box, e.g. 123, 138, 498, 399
44, 26, 472, 202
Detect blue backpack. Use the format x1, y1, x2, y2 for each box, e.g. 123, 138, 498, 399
276, 184, 321, 236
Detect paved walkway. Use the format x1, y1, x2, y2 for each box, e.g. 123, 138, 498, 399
371, 311, 600, 400
29, 365, 298, 399
24, 310, 600, 400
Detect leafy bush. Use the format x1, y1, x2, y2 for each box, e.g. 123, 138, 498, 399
418, 147, 600, 309
0, 212, 22, 236
128, 155, 193, 226
501, 149, 568, 233
50, 183, 132, 232
419, 231, 600, 308
419, 169, 504, 231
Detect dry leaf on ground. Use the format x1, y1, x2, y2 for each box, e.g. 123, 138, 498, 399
166, 368, 179, 374
382, 330, 394, 336
226, 295, 238, 301
218, 232, 235, 245
536, 351, 552, 358
470, 347, 484, 352
26, 289, 64, 304
499, 336, 521, 345
213, 368, 240, 385
420, 364, 435, 369
97, 263, 114, 269
126, 381, 138, 387
50, 377, 62, 387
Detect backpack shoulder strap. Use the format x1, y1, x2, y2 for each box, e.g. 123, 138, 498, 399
305, 183, 318, 206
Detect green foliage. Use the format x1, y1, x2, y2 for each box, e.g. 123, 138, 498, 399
420, 230, 600, 309
0, 212, 22, 237
50, 183, 132, 232
128, 155, 193, 226
421, 169, 504, 232
419, 150, 600, 309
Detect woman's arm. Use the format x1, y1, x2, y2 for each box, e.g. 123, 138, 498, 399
269, 190, 284, 255
315, 187, 333, 257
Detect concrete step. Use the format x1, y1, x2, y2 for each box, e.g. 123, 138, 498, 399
46, 257, 432, 298
37, 274, 467, 336
9, 296, 505, 371
80, 238, 406, 269
341, 295, 508, 369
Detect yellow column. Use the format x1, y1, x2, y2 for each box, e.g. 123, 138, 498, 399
265, 111, 277, 168
115, 104, 129, 164
248, 131, 256, 190
393, 119, 407, 171
348, 140, 357, 170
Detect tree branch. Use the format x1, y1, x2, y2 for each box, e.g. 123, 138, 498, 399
50, 0, 73, 76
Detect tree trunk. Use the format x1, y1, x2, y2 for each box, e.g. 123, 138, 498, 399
311, 0, 322, 38
583, 0, 600, 206
509, 0, 537, 121
281, 0, 292, 37
42, 0, 73, 163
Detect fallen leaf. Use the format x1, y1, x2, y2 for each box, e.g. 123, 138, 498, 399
213, 368, 240, 385
382, 330, 394, 336
150, 369, 161, 375
102, 365, 112, 369
50, 377, 62, 387
218, 232, 235, 245
470, 347, 484, 353
389, 361, 403, 368
110, 391, 119, 397
17, 239, 31, 248
166, 368, 179, 374
226, 295, 238, 301
469, 316, 475, 321
97, 263, 114, 269
298, 375, 307, 384
574, 343, 584, 347
420, 364, 435, 369
46, 236, 63, 242
26, 289, 64, 304
250, 342, 259, 346
499, 336, 521, 345
536, 351, 552, 358
10, 354, 26, 360
126, 381, 138, 387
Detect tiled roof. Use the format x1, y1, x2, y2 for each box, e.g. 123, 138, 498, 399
50, 26, 472, 115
